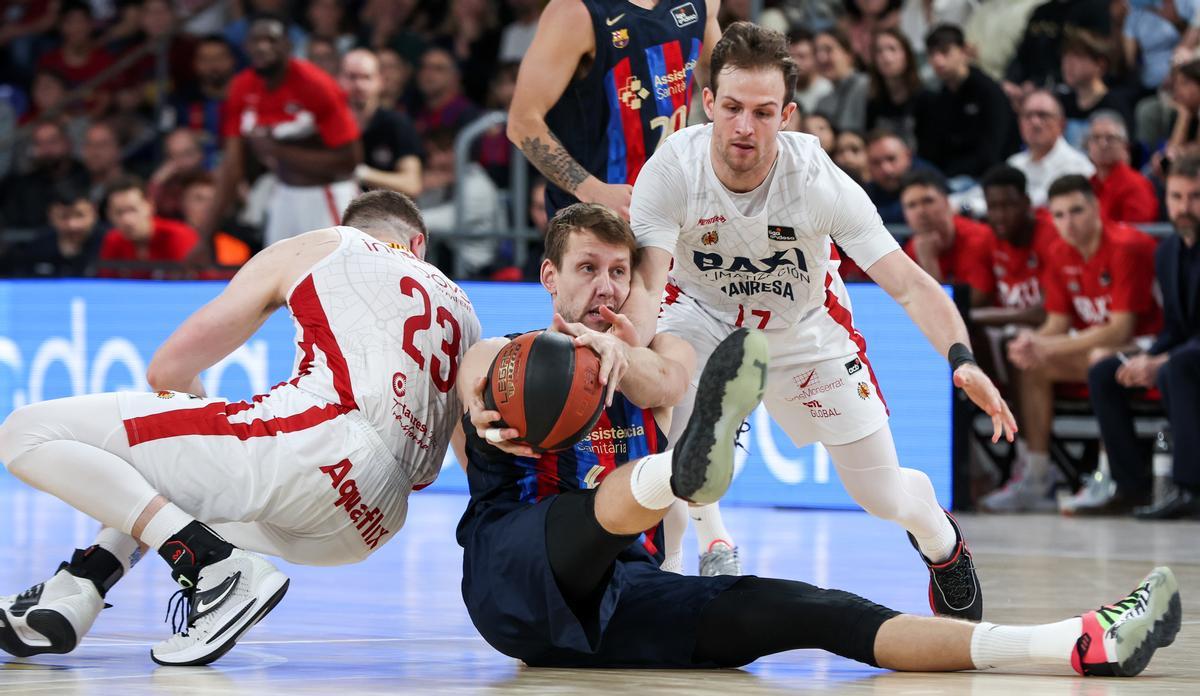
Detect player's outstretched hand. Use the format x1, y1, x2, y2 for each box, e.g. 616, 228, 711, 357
953, 363, 1018, 443
467, 375, 535, 457
551, 313, 629, 407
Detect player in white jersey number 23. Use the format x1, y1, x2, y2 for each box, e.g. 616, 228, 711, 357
627, 23, 1016, 620
0, 191, 481, 666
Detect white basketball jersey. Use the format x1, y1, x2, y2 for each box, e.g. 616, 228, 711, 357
286, 226, 481, 486
631, 126, 899, 348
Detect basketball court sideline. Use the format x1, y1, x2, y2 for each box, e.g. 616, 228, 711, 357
0, 487, 1195, 695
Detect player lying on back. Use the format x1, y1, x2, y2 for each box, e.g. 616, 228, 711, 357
0, 191, 480, 666
453, 202, 1180, 676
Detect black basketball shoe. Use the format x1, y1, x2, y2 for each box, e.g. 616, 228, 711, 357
671, 328, 768, 505
907, 512, 983, 621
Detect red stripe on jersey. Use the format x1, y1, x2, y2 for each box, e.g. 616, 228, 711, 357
662, 40, 687, 112
642, 408, 659, 452
322, 185, 341, 225
536, 451, 560, 500
663, 281, 681, 306
123, 401, 348, 446
593, 411, 617, 477
288, 275, 357, 410
823, 273, 889, 415
642, 526, 660, 556
612, 58, 648, 184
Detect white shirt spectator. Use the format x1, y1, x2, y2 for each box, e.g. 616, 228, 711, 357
421, 162, 502, 275
499, 20, 538, 63
795, 77, 834, 115
1007, 137, 1096, 206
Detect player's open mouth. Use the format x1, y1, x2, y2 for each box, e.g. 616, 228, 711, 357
585, 306, 613, 321
732, 143, 754, 151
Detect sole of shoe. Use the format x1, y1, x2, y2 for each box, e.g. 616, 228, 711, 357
671, 329, 767, 505
0, 609, 76, 657
1111, 567, 1181, 677
151, 573, 290, 667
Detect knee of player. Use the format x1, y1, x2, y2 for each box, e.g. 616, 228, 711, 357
0, 404, 44, 471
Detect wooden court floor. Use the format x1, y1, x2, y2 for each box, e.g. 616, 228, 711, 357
1, 487, 1196, 695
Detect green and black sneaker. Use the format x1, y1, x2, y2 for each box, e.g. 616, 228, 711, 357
671, 328, 768, 505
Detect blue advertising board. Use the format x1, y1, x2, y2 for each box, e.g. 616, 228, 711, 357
0, 279, 952, 508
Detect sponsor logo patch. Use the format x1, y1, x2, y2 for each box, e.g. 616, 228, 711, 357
701, 229, 719, 245
845, 357, 862, 375
698, 214, 727, 226
392, 371, 407, 399
671, 2, 699, 27
767, 225, 797, 242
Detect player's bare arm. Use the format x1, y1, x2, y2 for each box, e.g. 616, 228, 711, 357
551, 308, 696, 409
148, 229, 343, 396
692, 0, 722, 92
1034, 311, 1137, 360
867, 249, 1017, 442
507, 0, 633, 217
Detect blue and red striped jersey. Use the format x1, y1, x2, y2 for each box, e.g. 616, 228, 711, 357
544, 0, 706, 217
461, 391, 667, 555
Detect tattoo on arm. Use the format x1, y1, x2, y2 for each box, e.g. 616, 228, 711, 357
519, 132, 590, 193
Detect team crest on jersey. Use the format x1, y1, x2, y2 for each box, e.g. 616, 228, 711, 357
671, 2, 699, 27
767, 225, 797, 242
701, 229, 719, 245
612, 28, 630, 48
155, 390, 174, 399
857, 382, 871, 400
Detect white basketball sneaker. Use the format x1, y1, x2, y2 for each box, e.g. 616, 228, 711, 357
151, 548, 289, 666
0, 568, 104, 656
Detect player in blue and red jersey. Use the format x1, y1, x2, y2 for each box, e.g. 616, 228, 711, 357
451, 203, 1180, 676
507, 0, 722, 221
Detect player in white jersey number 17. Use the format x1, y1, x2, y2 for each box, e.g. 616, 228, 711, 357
627, 23, 1016, 620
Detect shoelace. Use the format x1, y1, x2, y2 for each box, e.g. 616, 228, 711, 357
734, 420, 751, 452
1096, 583, 1151, 627
164, 586, 196, 637
935, 553, 977, 606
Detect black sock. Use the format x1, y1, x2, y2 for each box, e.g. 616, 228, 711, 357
64, 546, 123, 598
157, 521, 234, 585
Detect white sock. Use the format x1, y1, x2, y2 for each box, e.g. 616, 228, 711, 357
689, 502, 735, 553
911, 513, 958, 565
629, 452, 675, 510
1025, 451, 1051, 480
138, 502, 196, 550
970, 618, 1082, 671
660, 500, 688, 574
94, 527, 143, 573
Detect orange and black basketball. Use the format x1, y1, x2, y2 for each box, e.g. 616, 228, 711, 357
484, 330, 605, 452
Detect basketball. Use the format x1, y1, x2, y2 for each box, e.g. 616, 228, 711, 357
484, 330, 605, 452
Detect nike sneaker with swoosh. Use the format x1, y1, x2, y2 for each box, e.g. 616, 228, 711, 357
151, 548, 289, 666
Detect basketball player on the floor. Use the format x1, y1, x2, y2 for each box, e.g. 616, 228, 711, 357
507, 0, 741, 576
0, 191, 480, 666
457, 202, 1179, 676
195, 13, 362, 260
626, 22, 1020, 619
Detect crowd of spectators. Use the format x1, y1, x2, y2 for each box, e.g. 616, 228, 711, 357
0, 0, 1197, 518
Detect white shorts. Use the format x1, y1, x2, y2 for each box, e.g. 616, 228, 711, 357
117, 388, 409, 566
265, 179, 359, 247
659, 293, 889, 447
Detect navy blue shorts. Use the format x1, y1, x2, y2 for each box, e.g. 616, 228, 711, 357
460, 497, 740, 668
